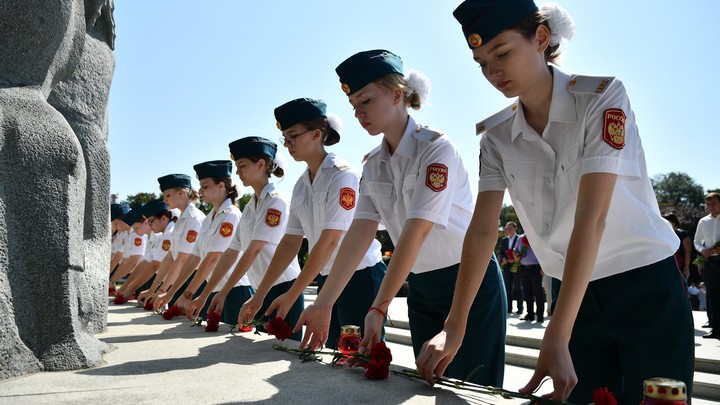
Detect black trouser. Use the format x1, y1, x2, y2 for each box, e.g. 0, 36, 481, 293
705, 257, 720, 332
520, 264, 545, 318
502, 264, 523, 312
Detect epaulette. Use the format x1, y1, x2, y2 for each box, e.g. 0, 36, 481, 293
222, 205, 235, 213
269, 190, 281, 198
567, 74, 615, 95
413, 125, 444, 142
475, 103, 517, 135
332, 157, 352, 171
362, 145, 381, 163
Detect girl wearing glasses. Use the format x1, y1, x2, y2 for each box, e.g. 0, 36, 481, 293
295, 50, 506, 386
417, 1, 693, 402
237, 98, 386, 350
202, 137, 304, 341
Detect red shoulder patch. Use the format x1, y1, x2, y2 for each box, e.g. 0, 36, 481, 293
134, 237, 142, 247
162, 240, 171, 251
186, 230, 198, 243
219, 222, 234, 238
603, 108, 626, 150
339, 187, 356, 210
426, 163, 448, 192
266, 208, 282, 227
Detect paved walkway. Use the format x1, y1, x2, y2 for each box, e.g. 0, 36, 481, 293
0, 295, 715, 404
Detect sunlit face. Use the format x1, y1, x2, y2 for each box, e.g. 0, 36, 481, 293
198, 178, 224, 206
132, 220, 150, 236
281, 123, 319, 162
504, 223, 517, 235
234, 157, 264, 187
707, 197, 720, 217
163, 188, 187, 209
471, 27, 549, 98
348, 82, 401, 136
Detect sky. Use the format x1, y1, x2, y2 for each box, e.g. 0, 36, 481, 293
108, 1, 720, 204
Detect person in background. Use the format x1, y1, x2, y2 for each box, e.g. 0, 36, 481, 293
694, 191, 720, 339
663, 213, 691, 278
499, 221, 523, 315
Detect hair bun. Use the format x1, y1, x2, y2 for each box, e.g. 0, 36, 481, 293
540, 2, 575, 46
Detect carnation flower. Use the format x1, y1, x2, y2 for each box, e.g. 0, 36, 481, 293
592, 387, 618, 405
108, 287, 116, 296
162, 304, 182, 320
143, 300, 154, 311
205, 310, 221, 332
113, 293, 127, 305
265, 317, 293, 341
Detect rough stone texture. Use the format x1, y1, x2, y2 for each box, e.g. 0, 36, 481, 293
0, 0, 115, 379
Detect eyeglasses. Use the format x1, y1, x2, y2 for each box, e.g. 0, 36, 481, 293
147, 218, 156, 226
279, 129, 313, 146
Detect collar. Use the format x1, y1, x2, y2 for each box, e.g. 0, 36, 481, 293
510, 65, 578, 142
253, 182, 276, 205
180, 203, 195, 219
164, 220, 175, 233
379, 115, 419, 161
212, 198, 234, 214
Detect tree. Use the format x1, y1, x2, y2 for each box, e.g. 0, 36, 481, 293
651, 172, 705, 209
124, 192, 157, 208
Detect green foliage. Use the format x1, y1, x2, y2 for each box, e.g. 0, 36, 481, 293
237, 193, 252, 212
124, 192, 158, 209
651, 172, 705, 208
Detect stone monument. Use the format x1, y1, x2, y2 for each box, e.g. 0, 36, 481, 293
0, 0, 115, 379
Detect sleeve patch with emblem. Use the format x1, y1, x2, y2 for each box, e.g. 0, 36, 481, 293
339, 187, 356, 210
219, 222, 234, 238
602, 108, 626, 150
265, 208, 282, 227
162, 240, 171, 251
186, 230, 198, 243
134, 237, 142, 247
426, 163, 449, 192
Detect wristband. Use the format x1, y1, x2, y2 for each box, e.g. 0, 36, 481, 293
368, 306, 387, 318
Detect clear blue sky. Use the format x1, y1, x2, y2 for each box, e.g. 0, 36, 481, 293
109, 1, 720, 204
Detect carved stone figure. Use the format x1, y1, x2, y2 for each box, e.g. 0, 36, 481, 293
0, 0, 115, 379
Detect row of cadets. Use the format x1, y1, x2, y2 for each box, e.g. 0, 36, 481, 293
416, 1, 694, 403
137, 174, 205, 308
176, 160, 254, 324
295, 49, 506, 386
237, 98, 387, 350
109, 204, 149, 289
109, 203, 130, 294
201, 137, 304, 341
117, 200, 180, 300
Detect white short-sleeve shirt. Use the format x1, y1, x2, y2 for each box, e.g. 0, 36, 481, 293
122, 228, 147, 258
230, 183, 300, 288
112, 230, 128, 255
191, 198, 250, 290
356, 115, 474, 274
286, 153, 382, 276
477, 66, 678, 281
150, 221, 175, 262
142, 232, 161, 262
171, 203, 205, 260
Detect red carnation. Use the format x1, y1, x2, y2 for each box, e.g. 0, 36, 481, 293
205, 310, 221, 332
113, 293, 127, 305
592, 387, 618, 405
108, 287, 116, 296
364, 359, 390, 380
521, 236, 531, 247
505, 249, 515, 261
238, 324, 254, 333
162, 304, 182, 320
369, 341, 392, 364
143, 300, 154, 311
265, 317, 292, 341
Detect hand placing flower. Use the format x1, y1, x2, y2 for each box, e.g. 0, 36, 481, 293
143, 299, 154, 311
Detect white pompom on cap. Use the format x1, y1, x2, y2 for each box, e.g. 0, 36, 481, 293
327, 113, 344, 135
